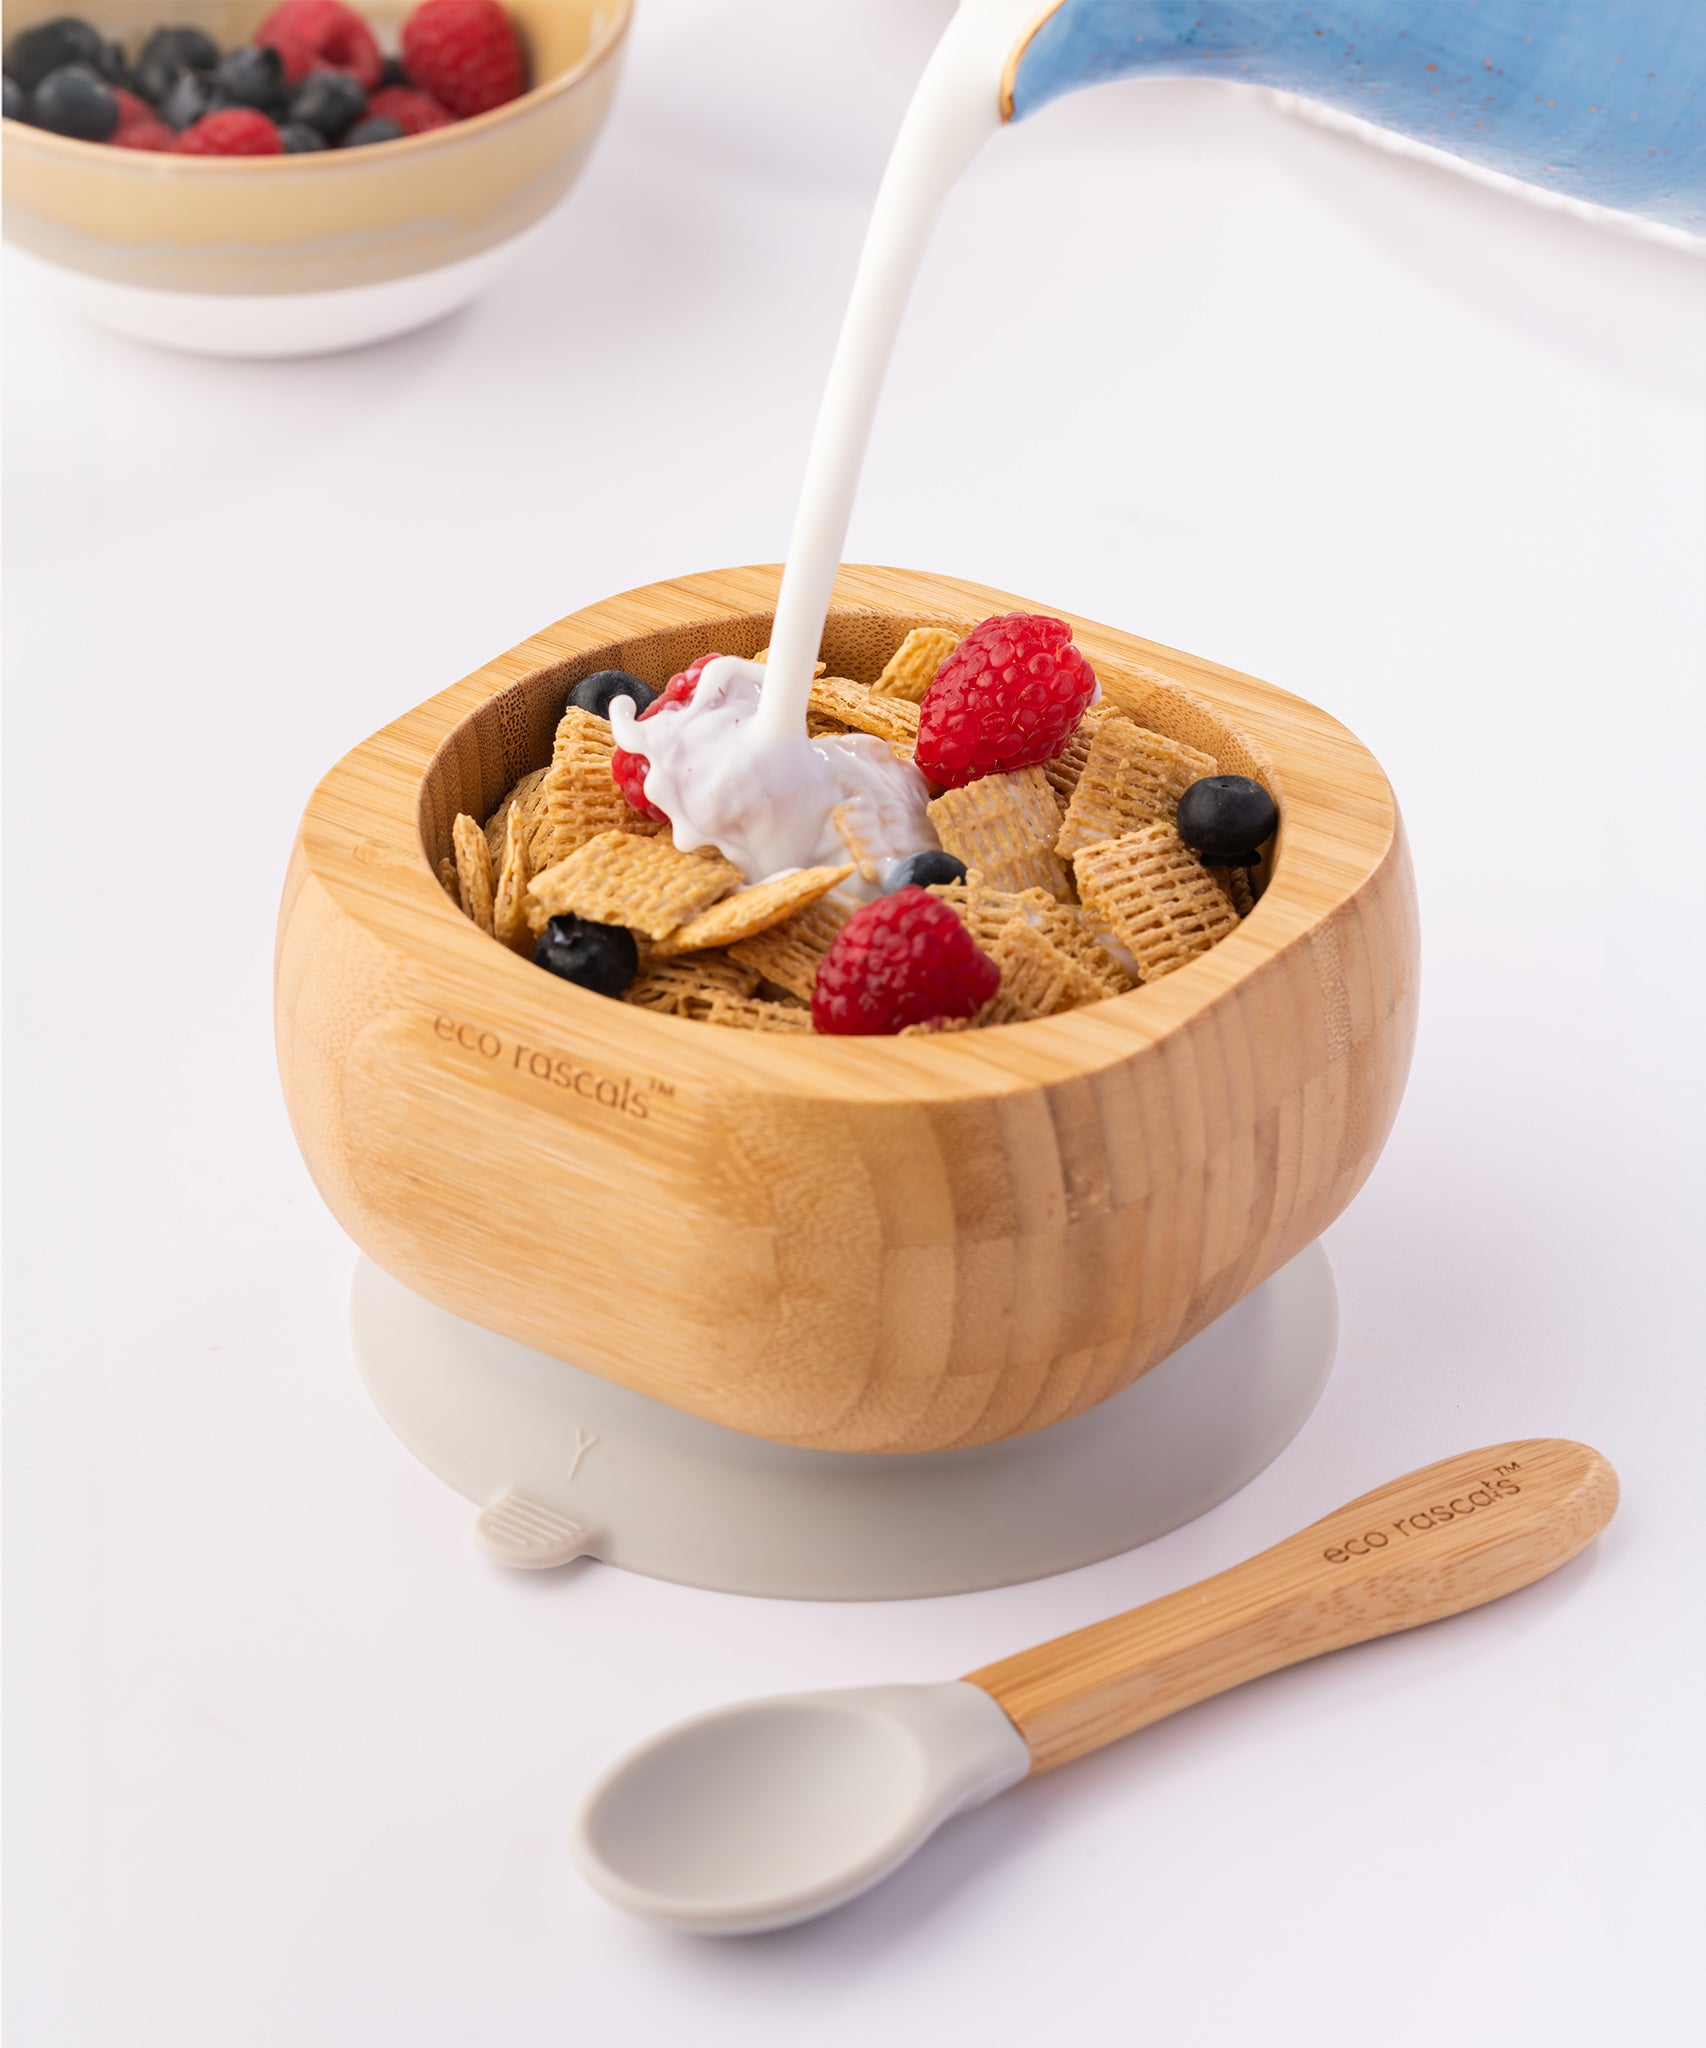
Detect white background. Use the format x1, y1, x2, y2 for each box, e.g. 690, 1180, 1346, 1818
6, 2, 1705, 2041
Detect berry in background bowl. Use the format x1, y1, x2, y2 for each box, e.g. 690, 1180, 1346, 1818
1, 0, 630, 355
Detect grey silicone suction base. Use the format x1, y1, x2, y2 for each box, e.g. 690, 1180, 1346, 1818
350, 1245, 1337, 1600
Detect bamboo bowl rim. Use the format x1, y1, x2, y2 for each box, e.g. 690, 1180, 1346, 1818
295, 563, 1402, 1105
0, 0, 630, 174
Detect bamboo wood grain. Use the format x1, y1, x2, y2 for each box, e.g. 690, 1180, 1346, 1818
275, 564, 1419, 1453
968, 1439, 1618, 1773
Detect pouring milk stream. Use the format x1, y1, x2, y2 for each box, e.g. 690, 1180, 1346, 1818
611, 0, 1705, 884
609, 0, 1041, 886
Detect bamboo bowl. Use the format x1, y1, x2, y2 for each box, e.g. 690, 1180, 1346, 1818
276, 565, 1419, 1455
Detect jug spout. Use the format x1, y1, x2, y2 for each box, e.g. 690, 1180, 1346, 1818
1002, 0, 1706, 234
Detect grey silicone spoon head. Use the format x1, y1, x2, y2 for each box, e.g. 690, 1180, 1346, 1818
572, 1682, 1031, 1937
572, 1440, 1617, 1936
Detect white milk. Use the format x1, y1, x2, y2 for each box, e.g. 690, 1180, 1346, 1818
756, 0, 1041, 742
608, 658, 934, 887
618, 0, 1042, 877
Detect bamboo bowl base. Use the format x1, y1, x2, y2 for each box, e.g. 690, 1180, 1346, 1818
277, 565, 1418, 1456
351, 1244, 1337, 1598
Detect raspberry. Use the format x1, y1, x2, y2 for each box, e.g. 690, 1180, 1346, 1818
611, 653, 719, 820
812, 888, 1000, 1036
110, 87, 174, 150
915, 613, 1097, 789
254, 0, 383, 86
401, 0, 525, 118
172, 108, 283, 155
366, 83, 454, 132
114, 117, 174, 149
261, 28, 319, 81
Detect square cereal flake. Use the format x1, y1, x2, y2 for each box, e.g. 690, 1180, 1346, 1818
492, 805, 534, 955
452, 812, 495, 934
539, 706, 633, 867
652, 864, 853, 957
927, 767, 1071, 901
1072, 822, 1239, 981
527, 830, 740, 941
727, 895, 851, 1002
626, 954, 761, 1019
1055, 717, 1218, 857
705, 993, 816, 1034
809, 675, 921, 748
872, 625, 964, 702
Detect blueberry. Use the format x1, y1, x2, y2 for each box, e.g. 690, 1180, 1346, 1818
216, 44, 287, 112
30, 62, 117, 140
340, 114, 405, 147
133, 25, 219, 106
277, 119, 327, 151
289, 67, 366, 137
533, 916, 638, 998
4, 73, 24, 121
886, 850, 967, 891
4, 17, 107, 93
378, 54, 409, 88
1175, 776, 1278, 865
884, 851, 966, 892
568, 669, 659, 721
159, 68, 224, 129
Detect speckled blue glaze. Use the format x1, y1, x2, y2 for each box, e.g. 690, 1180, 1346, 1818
1008, 1, 1705, 232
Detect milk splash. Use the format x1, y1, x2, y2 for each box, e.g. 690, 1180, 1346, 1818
615, 0, 1041, 880
608, 659, 933, 887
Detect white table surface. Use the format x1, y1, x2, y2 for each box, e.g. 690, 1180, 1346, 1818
6, 2, 1705, 2040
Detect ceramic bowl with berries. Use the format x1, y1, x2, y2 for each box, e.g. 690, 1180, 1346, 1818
2, 0, 630, 355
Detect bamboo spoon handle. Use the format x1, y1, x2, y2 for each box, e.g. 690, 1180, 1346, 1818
966, 1439, 1617, 1774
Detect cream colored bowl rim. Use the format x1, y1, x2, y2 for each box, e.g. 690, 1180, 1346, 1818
0, 0, 630, 173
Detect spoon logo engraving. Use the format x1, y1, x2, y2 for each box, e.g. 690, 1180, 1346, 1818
566, 1428, 599, 1483
1322, 1462, 1522, 1564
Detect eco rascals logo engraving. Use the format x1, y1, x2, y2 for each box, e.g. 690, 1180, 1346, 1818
432, 1015, 665, 1120
1322, 1461, 1524, 1564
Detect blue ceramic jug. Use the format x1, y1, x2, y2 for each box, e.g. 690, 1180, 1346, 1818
1003, 1, 1706, 232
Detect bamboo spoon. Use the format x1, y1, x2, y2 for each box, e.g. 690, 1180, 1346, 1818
572, 1440, 1616, 1934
